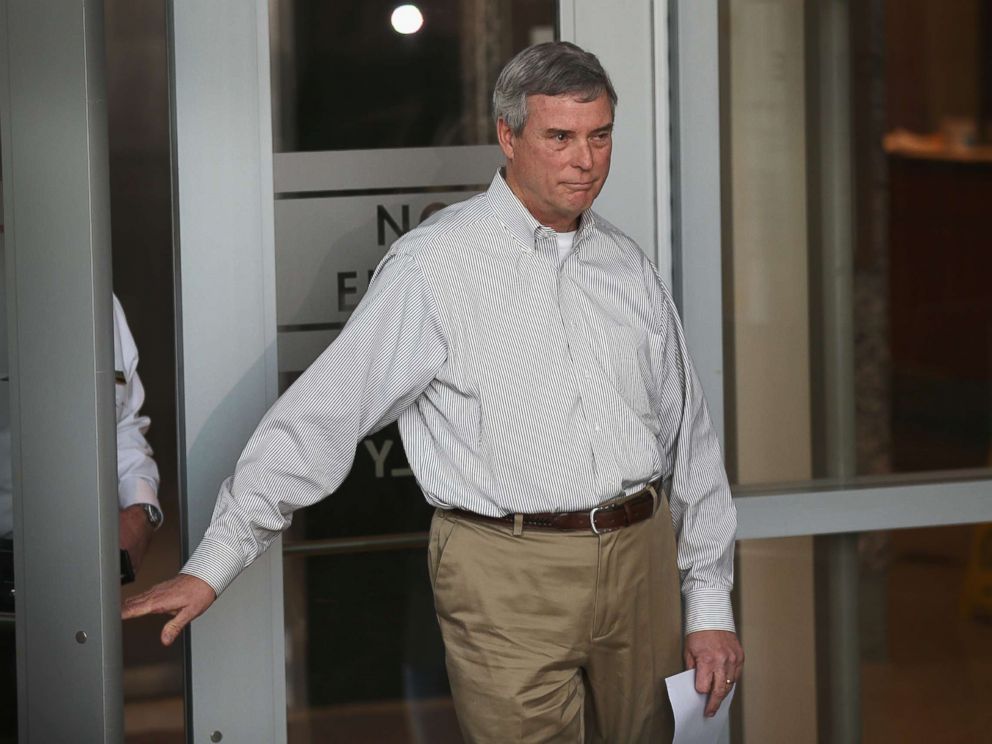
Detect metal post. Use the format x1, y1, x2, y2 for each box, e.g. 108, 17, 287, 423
807, 0, 861, 741
167, 1, 287, 740
0, 1, 122, 740
668, 0, 726, 445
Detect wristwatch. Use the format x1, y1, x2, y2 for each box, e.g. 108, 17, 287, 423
141, 503, 164, 531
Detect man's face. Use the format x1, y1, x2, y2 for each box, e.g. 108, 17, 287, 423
498, 92, 613, 232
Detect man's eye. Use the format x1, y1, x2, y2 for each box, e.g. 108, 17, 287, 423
554, 133, 568, 142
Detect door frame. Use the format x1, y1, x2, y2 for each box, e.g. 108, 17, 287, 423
167, 1, 287, 742
171, 0, 676, 740
1, 1, 124, 740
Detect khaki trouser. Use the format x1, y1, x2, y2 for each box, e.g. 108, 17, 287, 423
428, 495, 682, 743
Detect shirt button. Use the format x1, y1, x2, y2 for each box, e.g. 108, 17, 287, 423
584, 369, 592, 380
594, 423, 602, 432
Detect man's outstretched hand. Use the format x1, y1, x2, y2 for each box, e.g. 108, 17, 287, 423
685, 629, 744, 718
122, 574, 217, 646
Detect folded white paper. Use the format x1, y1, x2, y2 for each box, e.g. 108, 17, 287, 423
665, 669, 735, 744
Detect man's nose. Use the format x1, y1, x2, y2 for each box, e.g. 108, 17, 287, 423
572, 140, 594, 170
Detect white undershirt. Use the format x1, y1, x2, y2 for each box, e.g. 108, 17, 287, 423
555, 230, 577, 268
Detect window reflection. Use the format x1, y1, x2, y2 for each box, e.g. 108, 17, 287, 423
723, 3, 992, 742
285, 551, 458, 743
735, 524, 992, 743
271, 0, 556, 152
721, 0, 992, 488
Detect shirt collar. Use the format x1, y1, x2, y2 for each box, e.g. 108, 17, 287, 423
486, 169, 597, 252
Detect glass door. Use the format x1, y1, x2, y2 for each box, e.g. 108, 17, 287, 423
268, 4, 556, 739
672, 1, 992, 741
174, 1, 670, 740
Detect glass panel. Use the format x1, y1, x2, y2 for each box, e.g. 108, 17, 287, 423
272, 2, 558, 741
720, 0, 992, 490
285, 550, 457, 742
104, 2, 186, 741
1, 146, 16, 743
270, 0, 557, 152
734, 524, 992, 743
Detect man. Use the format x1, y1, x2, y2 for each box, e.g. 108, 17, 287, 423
123, 42, 742, 742
108, 293, 165, 570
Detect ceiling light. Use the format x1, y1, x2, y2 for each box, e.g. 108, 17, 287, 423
391, 5, 424, 35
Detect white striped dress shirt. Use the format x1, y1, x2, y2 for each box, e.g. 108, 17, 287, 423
183, 171, 737, 634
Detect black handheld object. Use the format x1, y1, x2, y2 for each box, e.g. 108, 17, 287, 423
0, 538, 12, 612
120, 549, 135, 584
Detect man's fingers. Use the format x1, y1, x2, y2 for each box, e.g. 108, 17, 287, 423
704, 673, 732, 717
161, 607, 195, 647
122, 586, 180, 619
685, 629, 744, 716
734, 651, 745, 679
122, 590, 160, 620
122, 574, 218, 647
693, 663, 714, 694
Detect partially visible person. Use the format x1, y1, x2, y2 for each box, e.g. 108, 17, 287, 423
0, 294, 163, 566
107, 294, 164, 571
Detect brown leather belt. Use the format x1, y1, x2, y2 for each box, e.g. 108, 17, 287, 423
448, 479, 662, 535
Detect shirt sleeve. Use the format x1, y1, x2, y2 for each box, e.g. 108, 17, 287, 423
182, 252, 448, 596
113, 296, 162, 516
648, 267, 738, 635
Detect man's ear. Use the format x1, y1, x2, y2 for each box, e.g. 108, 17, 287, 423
496, 118, 515, 160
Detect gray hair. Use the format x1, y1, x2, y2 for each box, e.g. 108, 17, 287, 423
493, 41, 618, 135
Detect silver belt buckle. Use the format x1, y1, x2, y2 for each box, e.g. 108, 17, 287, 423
589, 505, 604, 535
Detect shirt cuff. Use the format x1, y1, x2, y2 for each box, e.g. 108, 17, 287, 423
181, 537, 246, 597
119, 478, 162, 521
684, 587, 737, 635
